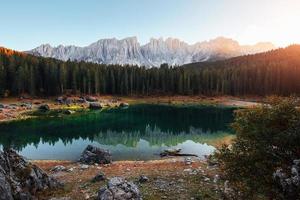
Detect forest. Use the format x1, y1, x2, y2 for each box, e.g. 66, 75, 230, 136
1, 45, 300, 97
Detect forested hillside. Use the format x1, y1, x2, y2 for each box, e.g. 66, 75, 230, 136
0, 45, 300, 97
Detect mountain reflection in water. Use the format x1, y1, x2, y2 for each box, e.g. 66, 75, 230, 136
0, 104, 235, 160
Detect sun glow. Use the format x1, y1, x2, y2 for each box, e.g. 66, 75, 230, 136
236, 0, 300, 47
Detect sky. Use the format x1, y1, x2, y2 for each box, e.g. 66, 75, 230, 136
1, 0, 300, 51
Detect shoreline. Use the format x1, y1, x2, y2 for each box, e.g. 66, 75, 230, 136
0, 95, 261, 123
32, 157, 222, 200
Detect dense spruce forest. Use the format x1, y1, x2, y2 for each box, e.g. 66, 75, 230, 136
0, 45, 300, 97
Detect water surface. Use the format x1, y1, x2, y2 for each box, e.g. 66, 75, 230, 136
0, 104, 235, 160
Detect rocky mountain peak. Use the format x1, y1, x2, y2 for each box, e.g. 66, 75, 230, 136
28, 36, 276, 67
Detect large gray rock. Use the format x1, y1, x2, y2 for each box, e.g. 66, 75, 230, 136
86, 96, 98, 102
0, 149, 61, 199
0, 171, 13, 200
20, 102, 32, 109
56, 96, 64, 104
273, 159, 300, 199
97, 177, 141, 200
79, 145, 112, 165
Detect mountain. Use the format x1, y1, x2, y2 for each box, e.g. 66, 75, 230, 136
28, 36, 275, 67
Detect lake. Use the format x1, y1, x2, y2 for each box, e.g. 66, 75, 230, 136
0, 104, 235, 161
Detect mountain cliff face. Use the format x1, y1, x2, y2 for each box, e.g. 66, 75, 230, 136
28, 37, 275, 67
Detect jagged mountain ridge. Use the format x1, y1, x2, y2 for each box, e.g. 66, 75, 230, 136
28, 36, 275, 67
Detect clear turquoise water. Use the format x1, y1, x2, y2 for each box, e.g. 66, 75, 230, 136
0, 104, 235, 161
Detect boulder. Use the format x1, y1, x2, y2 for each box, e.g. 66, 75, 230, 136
66, 167, 75, 172
0, 172, 13, 200
86, 96, 98, 102
20, 102, 32, 109
63, 110, 75, 115
184, 157, 193, 165
0, 149, 61, 199
0, 103, 4, 109
65, 98, 74, 105
92, 172, 106, 182
97, 177, 141, 200
77, 97, 86, 103
50, 165, 67, 172
138, 175, 149, 183
89, 102, 102, 110
38, 104, 50, 111
119, 102, 129, 107
7, 104, 17, 110
56, 96, 64, 104
80, 164, 89, 170
79, 145, 112, 165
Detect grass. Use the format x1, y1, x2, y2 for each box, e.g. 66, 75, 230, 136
33, 159, 226, 200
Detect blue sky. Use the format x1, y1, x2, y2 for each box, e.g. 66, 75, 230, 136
1, 0, 300, 50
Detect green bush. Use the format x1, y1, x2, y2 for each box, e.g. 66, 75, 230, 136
215, 97, 300, 199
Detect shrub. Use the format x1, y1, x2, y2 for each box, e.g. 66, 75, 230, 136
215, 97, 300, 199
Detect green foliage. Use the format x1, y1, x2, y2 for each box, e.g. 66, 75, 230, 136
215, 97, 300, 199
1, 45, 300, 96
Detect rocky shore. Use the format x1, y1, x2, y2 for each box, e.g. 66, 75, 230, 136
0, 95, 130, 123
0, 95, 261, 123
34, 157, 223, 200
0, 145, 227, 200
0, 149, 61, 200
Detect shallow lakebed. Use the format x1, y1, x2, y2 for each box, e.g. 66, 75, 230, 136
0, 104, 235, 161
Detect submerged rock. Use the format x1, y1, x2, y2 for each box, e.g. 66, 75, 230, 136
79, 145, 112, 165
0, 149, 61, 200
97, 177, 141, 200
